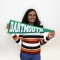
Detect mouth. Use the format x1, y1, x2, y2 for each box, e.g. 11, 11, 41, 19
30, 18, 35, 21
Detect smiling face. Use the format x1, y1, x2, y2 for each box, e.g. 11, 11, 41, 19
27, 11, 36, 25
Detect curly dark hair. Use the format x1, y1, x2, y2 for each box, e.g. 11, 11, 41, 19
22, 9, 43, 27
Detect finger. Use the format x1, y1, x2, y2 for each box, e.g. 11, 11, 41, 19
52, 31, 55, 35
52, 30, 55, 33
50, 35, 54, 38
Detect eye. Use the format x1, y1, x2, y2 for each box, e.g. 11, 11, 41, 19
28, 14, 36, 16
33, 14, 36, 16
28, 14, 32, 16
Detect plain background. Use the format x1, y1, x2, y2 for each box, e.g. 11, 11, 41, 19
0, 0, 60, 60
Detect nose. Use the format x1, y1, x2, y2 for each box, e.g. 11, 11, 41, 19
31, 14, 35, 18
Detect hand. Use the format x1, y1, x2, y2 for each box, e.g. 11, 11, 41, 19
47, 30, 55, 39
6, 24, 9, 29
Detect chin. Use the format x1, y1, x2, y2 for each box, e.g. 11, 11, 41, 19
30, 22, 35, 23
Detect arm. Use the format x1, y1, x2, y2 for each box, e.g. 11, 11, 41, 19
39, 31, 55, 46
39, 24, 55, 46
11, 34, 24, 45
39, 36, 50, 46
38, 25, 49, 45
6, 23, 24, 45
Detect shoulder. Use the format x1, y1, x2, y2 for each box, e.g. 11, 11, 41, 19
38, 23, 43, 28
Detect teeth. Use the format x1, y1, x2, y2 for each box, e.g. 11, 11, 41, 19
31, 19, 34, 20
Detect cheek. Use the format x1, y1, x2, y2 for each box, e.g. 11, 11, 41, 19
27, 16, 31, 20
35, 17, 36, 20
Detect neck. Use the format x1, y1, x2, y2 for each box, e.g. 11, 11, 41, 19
28, 22, 34, 26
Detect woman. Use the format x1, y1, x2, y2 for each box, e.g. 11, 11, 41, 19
6, 9, 55, 60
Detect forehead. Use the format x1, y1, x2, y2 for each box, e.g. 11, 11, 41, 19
28, 11, 36, 14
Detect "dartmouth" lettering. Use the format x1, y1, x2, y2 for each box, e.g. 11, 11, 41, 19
9, 21, 43, 33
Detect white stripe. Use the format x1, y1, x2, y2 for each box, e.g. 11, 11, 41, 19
44, 38, 48, 42
18, 40, 22, 45
11, 34, 15, 36
22, 33, 44, 36
11, 33, 44, 36
22, 42, 40, 47
11, 34, 20, 36
23, 33, 41, 35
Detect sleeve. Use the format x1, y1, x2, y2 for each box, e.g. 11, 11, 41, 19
39, 24, 50, 46
39, 35, 50, 46
11, 34, 24, 45
5, 27, 23, 45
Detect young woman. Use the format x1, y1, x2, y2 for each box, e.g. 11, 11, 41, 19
6, 9, 55, 60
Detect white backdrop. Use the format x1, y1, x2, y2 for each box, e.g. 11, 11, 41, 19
0, 0, 60, 60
